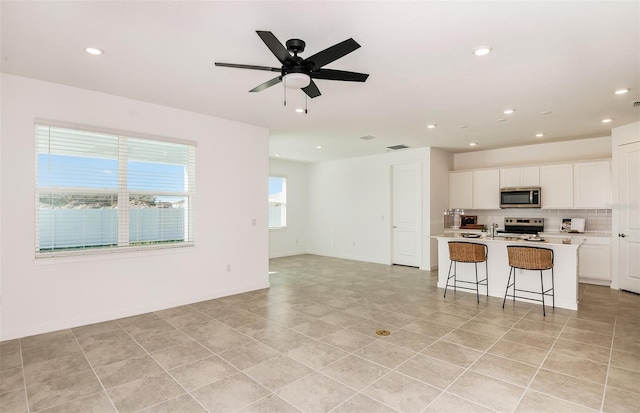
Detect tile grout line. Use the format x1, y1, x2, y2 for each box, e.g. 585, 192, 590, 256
417, 298, 535, 413
113, 318, 215, 413
599, 293, 619, 412
18, 338, 31, 413
509, 309, 571, 412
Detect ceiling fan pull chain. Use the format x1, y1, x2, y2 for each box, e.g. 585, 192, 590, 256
283, 76, 287, 106
305, 93, 308, 114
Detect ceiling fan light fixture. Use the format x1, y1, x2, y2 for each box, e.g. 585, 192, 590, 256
284, 73, 311, 89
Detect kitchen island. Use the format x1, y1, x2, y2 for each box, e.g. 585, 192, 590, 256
433, 233, 584, 310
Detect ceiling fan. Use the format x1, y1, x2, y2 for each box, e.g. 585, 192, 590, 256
215, 31, 369, 99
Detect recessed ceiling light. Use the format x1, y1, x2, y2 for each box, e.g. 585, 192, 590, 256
427, 124, 437, 129
503, 109, 515, 114
473, 46, 492, 56
614, 88, 630, 95
274, 154, 280, 157
541, 111, 552, 115
536, 133, 544, 137
497, 118, 507, 122
85, 47, 103, 55
295, 108, 305, 113
459, 125, 468, 129
469, 142, 477, 147
601, 118, 612, 123
315, 145, 323, 149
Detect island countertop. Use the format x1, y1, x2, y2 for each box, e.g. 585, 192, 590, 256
432, 233, 581, 310
435, 232, 585, 247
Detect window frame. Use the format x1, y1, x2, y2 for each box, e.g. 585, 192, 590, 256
268, 175, 287, 230
34, 120, 196, 258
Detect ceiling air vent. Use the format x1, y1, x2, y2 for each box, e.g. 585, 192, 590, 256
387, 144, 409, 150
633, 100, 640, 107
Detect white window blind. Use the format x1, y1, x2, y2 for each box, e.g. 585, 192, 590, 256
36, 124, 195, 256
268, 176, 286, 228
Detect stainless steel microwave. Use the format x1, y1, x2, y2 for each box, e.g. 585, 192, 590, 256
500, 187, 541, 208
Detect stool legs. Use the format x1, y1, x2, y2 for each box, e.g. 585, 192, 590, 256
502, 267, 555, 316
540, 270, 546, 317
444, 261, 456, 298
445, 260, 487, 303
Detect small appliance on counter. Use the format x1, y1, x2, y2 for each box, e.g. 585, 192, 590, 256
561, 218, 585, 233
443, 209, 465, 229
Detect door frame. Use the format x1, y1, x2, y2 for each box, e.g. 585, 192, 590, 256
390, 161, 422, 267
611, 122, 640, 291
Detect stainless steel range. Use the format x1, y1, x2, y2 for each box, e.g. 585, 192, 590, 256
497, 217, 544, 235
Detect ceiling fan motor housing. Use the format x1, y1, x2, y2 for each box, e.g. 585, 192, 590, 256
286, 39, 306, 55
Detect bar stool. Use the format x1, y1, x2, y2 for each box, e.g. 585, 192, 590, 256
502, 246, 555, 316
444, 241, 488, 303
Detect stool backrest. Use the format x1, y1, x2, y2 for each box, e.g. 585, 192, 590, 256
507, 246, 554, 270
448, 242, 487, 263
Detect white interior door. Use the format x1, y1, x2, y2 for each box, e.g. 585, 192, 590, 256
618, 141, 640, 293
392, 162, 421, 267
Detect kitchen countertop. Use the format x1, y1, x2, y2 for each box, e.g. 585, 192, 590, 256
435, 232, 584, 247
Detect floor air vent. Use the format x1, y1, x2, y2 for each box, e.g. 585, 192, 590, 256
387, 144, 409, 150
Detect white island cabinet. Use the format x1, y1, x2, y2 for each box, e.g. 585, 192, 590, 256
433, 233, 582, 310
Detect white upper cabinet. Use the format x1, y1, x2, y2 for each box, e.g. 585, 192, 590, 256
540, 163, 574, 208
451, 160, 611, 210
500, 166, 540, 188
449, 169, 500, 209
473, 169, 500, 209
449, 171, 473, 209
574, 160, 612, 208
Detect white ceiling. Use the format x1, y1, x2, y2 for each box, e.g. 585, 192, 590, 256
2, 1, 639, 163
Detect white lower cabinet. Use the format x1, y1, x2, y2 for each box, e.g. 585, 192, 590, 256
578, 237, 611, 285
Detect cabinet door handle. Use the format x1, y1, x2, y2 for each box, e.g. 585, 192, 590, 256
619, 233, 627, 238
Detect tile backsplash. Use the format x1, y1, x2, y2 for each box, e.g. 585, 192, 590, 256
461, 209, 612, 234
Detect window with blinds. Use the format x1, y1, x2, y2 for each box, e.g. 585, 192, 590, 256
268, 176, 286, 229
36, 124, 195, 257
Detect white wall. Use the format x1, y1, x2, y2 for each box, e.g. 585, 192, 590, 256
453, 136, 612, 170
0, 74, 270, 340
429, 149, 454, 269
269, 158, 308, 258
307, 147, 438, 269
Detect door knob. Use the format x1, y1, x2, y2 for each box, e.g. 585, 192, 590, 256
619, 233, 627, 238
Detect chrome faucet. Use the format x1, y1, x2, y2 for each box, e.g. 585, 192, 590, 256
489, 223, 498, 239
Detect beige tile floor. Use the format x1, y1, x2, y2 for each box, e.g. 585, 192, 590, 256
1, 254, 639, 412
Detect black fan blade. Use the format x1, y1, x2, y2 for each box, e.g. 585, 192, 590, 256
256, 31, 291, 64
302, 80, 321, 98
215, 62, 280, 72
304, 38, 361, 69
249, 76, 282, 93
311, 68, 369, 82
